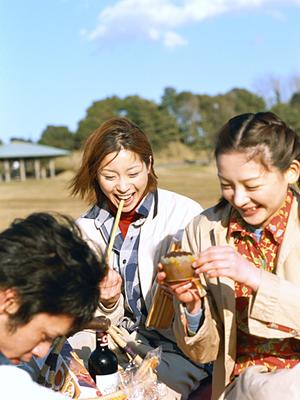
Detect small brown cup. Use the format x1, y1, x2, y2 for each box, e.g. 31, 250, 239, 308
161, 251, 196, 282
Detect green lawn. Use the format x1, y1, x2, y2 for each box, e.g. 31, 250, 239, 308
0, 163, 220, 231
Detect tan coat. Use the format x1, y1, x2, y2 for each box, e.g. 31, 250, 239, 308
173, 193, 300, 400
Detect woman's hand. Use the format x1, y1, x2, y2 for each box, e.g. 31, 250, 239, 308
157, 263, 202, 314
99, 267, 122, 308
193, 246, 261, 291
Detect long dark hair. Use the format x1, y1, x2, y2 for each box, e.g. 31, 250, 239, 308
214, 111, 300, 208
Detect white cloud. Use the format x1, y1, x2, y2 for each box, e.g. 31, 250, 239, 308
83, 0, 300, 48
148, 28, 160, 41
163, 31, 187, 48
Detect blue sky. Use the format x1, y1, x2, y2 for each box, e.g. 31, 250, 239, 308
1, 0, 300, 143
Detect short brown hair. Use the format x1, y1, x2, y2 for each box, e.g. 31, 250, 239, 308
70, 117, 158, 205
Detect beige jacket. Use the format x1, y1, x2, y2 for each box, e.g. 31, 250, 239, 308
173, 193, 300, 400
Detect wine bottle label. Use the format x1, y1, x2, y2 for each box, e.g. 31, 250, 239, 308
97, 332, 109, 347
96, 372, 119, 395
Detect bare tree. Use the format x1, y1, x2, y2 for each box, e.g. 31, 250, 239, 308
253, 74, 291, 107
288, 74, 300, 97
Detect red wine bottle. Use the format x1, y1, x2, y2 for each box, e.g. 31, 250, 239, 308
88, 331, 119, 395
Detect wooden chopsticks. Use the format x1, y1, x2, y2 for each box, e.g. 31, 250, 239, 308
105, 200, 124, 266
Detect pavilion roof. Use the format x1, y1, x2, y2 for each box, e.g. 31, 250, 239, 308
0, 142, 69, 160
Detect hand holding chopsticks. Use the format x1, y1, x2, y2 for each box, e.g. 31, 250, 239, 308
98, 200, 124, 308
98, 268, 123, 308
105, 199, 124, 265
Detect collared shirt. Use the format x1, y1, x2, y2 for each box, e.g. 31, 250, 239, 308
228, 189, 300, 376
0, 353, 11, 365
84, 192, 154, 329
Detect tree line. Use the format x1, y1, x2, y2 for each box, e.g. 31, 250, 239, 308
37, 86, 300, 156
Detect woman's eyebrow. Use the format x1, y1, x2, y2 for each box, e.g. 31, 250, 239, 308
218, 173, 262, 182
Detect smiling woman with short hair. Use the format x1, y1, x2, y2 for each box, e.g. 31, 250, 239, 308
69, 117, 208, 400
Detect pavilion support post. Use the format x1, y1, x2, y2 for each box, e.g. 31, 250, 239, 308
41, 166, 47, 179
19, 159, 26, 181
4, 160, 11, 182
49, 159, 55, 178
34, 159, 41, 179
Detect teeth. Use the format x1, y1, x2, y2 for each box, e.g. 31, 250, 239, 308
117, 195, 132, 200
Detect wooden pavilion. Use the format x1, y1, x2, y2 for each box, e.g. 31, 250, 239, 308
0, 142, 69, 182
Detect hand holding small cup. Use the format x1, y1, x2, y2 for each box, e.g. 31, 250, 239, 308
161, 251, 196, 283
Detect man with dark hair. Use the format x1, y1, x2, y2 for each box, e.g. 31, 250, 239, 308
0, 212, 104, 399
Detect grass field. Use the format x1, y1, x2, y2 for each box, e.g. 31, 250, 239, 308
0, 163, 220, 231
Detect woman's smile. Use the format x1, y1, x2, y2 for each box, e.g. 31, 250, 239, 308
98, 149, 150, 213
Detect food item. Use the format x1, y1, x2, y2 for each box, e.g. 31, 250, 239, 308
134, 357, 159, 381
99, 389, 127, 400
161, 250, 196, 282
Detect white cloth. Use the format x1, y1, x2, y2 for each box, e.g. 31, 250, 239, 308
225, 364, 300, 400
0, 365, 65, 400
